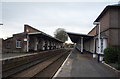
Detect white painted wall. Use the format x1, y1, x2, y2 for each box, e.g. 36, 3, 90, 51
84, 38, 94, 53
47, 41, 50, 50
34, 37, 38, 51
102, 39, 107, 54
42, 40, 45, 50
84, 41, 89, 51
96, 38, 107, 54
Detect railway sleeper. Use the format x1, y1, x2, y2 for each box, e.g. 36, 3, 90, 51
2, 49, 70, 78
8, 49, 71, 78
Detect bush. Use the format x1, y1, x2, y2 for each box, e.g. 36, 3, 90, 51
118, 64, 120, 70
104, 47, 119, 63
118, 50, 120, 70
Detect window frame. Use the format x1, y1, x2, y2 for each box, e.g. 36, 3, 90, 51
6, 42, 11, 49
16, 40, 21, 48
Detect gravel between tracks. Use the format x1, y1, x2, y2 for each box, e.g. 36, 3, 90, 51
11, 50, 70, 78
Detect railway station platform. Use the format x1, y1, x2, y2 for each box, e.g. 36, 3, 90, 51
1, 53, 27, 59
1, 52, 39, 61
54, 49, 118, 77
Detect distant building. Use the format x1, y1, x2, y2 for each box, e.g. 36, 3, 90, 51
64, 43, 75, 48
67, 4, 120, 54
3, 24, 64, 53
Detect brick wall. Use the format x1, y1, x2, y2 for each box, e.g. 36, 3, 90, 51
96, 7, 120, 48
3, 24, 63, 53
109, 8, 119, 28
88, 26, 97, 35
3, 33, 27, 53
98, 11, 110, 34
109, 7, 120, 47
3, 37, 13, 53
13, 33, 27, 52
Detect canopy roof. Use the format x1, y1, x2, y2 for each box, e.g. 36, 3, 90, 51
28, 32, 64, 43
67, 32, 94, 43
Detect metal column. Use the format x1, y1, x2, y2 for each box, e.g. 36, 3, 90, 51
27, 35, 29, 52
81, 37, 83, 53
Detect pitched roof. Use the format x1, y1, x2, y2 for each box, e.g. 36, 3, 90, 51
67, 32, 94, 43
24, 24, 41, 33
28, 32, 64, 43
94, 4, 120, 22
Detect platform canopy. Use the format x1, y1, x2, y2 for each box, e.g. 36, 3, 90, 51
28, 32, 64, 43
67, 32, 94, 43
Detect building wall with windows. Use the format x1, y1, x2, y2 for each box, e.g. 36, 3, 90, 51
3, 25, 63, 53
3, 33, 27, 53
95, 5, 120, 48
84, 4, 120, 54
67, 4, 119, 55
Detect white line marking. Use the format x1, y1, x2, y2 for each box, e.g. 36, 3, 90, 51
52, 51, 72, 79
102, 61, 120, 72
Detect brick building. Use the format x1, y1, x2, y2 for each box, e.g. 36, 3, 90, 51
67, 4, 120, 55
3, 24, 64, 53
94, 4, 120, 50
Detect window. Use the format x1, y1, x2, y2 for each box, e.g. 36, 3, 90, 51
6, 42, 11, 48
16, 40, 21, 48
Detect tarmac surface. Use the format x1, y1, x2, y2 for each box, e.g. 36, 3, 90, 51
55, 49, 118, 77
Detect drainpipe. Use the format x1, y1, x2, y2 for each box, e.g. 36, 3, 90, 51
93, 22, 101, 62
98, 23, 101, 62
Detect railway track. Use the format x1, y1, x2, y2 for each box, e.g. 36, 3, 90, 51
2, 49, 71, 79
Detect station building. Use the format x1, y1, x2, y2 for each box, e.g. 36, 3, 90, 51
3, 24, 64, 53
67, 4, 120, 54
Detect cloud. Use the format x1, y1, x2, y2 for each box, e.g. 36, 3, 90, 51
1, 2, 118, 39
1, 0, 120, 2
0, 2, 2, 23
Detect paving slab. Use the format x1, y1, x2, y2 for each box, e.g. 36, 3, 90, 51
55, 49, 118, 77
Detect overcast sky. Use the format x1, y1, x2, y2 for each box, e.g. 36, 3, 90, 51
0, 1, 119, 43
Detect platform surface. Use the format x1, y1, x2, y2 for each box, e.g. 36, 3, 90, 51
1, 52, 35, 60
55, 49, 118, 77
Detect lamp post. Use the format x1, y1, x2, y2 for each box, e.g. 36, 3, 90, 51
93, 22, 101, 62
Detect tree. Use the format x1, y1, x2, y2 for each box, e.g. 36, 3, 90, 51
54, 28, 68, 42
